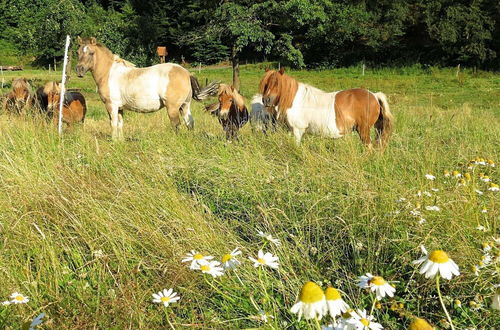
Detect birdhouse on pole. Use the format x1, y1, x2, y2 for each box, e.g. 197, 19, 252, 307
157, 46, 167, 63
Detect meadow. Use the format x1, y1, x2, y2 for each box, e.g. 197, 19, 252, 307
0, 64, 499, 329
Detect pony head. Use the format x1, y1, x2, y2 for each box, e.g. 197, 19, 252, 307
258, 67, 298, 117
217, 84, 245, 119
11, 78, 31, 110
44, 81, 61, 114
76, 37, 98, 77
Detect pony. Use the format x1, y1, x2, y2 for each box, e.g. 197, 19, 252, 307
2, 78, 32, 114
75, 37, 218, 139
259, 68, 394, 147
249, 94, 276, 133
206, 84, 249, 140
44, 81, 87, 126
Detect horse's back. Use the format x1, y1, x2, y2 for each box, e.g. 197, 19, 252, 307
63, 91, 87, 123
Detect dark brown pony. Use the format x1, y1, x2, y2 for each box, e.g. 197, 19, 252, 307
259, 68, 394, 147
45, 82, 87, 126
2, 78, 32, 114
206, 84, 249, 140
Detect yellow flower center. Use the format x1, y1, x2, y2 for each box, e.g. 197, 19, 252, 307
429, 250, 449, 263
161, 296, 170, 302
257, 258, 266, 264
370, 276, 386, 286
361, 318, 370, 326
200, 265, 210, 271
409, 318, 433, 330
193, 254, 204, 260
298, 281, 325, 303
452, 171, 460, 176
325, 287, 341, 301
15, 295, 23, 301
464, 173, 471, 180
222, 254, 232, 263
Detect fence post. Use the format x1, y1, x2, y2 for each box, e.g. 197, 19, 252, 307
58, 35, 71, 135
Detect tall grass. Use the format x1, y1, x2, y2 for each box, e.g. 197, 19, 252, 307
0, 66, 498, 328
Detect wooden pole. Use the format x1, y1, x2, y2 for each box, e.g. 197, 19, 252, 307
58, 35, 71, 135
1, 66, 4, 89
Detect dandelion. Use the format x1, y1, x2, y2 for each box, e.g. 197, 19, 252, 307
324, 287, 349, 318
425, 174, 436, 180
413, 246, 460, 280
9, 292, 29, 304
193, 260, 224, 277
181, 250, 214, 269
408, 317, 434, 330
346, 309, 383, 330
257, 231, 281, 246
425, 206, 440, 212
249, 250, 279, 269
488, 183, 499, 191
290, 281, 327, 320
29, 313, 45, 330
221, 248, 242, 269
452, 171, 462, 178
358, 273, 396, 300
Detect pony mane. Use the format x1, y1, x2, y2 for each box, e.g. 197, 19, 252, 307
43, 81, 59, 94
81, 38, 136, 67
12, 78, 30, 90
259, 70, 298, 116
112, 54, 136, 68
218, 84, 245, 110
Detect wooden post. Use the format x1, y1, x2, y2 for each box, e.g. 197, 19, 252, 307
198, 63, 201, 74
456, 64, 460, 77
157, 46, 167, 63
362, 63, 365, 76
231, 45, 240, 92
58, 35, 71, 135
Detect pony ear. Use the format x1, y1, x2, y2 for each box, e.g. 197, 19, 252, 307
230, 85, 235, 92
279, 67, 285, 75
265, 67, 270, 72
90, 37, 97, 45
77, 36, 83, 45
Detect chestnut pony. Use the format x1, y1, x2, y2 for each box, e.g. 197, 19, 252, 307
2, 78, 32, 114
44, 82, 87, 126
75, 37, 218, 139
259, 68, 393, 147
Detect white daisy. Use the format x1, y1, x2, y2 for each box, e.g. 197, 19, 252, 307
481, 176, 491, 182
481, 208, 487, 213
181, 250, 214, 269
324, 287, 349, 318
257, 231, 281, 246
475, 189, 484, 195
29, 313, 45, 330
358, 273, 395, 300
193, 260, 224, 277
249, 250, 279, 269
410, 210, 421, 217
9, 292, 29, 304
471, 265, 480, 276
425, 174, 436, 180
476, 225, 487, 231
152, 288, 180, 307
488, 183, 499, 191
290, 281, 327, 320
431, 188, 439, 192
347, 309, 383, 329
221, 248, 242, 269
425, 205, 440, 212
412, 246, 460, 280
487, 160, 495, 167
1, 301, 10, 305
418, 217, 426, 224
443, 170, 451, 177
452, 171, 462, 178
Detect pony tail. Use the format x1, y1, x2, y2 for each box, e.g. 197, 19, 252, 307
374, 92, 394, 148
191, 75, 219, 101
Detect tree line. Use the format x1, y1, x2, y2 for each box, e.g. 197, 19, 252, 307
1, 0, 499, 71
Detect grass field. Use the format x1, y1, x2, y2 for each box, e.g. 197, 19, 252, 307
0, 64, 499, 329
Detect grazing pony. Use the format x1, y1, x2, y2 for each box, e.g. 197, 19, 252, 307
259, 68, 394, 147
249, 94, 276, 133
44, 82, 87, 126
2, 78, 32, 114
75, 37, 218, 139
206, 84, 249, 140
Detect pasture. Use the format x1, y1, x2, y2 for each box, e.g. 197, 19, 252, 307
0, 65, 499, 329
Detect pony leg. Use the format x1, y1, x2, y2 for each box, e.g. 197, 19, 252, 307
165, 100, 182, 131
117, 109, 124, 140
106, 103, 120, 140
181, 101, 194, 130
293, 127, 305, 145
357, 125, 373, 149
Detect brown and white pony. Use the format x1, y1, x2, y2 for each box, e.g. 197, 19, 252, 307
44, 82, 87, 126
206, 84, 249, 140
2, 78, 32, 114
259, 68, 394, 147
75, 37, 218, 139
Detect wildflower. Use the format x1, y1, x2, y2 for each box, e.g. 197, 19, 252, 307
443, 170, 450, 177
471, 265, 480, 276
408, 317, 434, 330
481, 254, 492, 266
290, 282, 327, 320
464, 173, 472, 181
425, 206, 440, 212
480, 176, 491, 182
181, 250, 214, 269
29, 313, 45, 330
488, 183, 499, 191
257, 231, 281, 246
193, 260, 224, 277
418, 217, 426, 225
423, 191, 432, 197
346, 309, 383, 329
454, 299, 462, 308
482, 243, 492, 253
221, 248, 242, 269
410, 210, 421, 217
249, 250, 279, 269
481, 208, 487, 213
425, 174, 436, 180
469, 300, 481, 310
396, 197, 407, 203
452, 171, 462, 178
431, 188, 439, 192
9, 292, 29, 304
1, 301, 10, 306
487, 159, 495, 167
458, 179, 466, 186
413, 246, 460, 280
152, 288, 180, 307
475, 189, 484, 195
358, 273, 396, 300
324, 287, 349, 318
476, 225, 486, 232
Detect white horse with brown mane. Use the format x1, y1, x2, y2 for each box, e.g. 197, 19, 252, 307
259, 68, 394, 147
75, 37, 218, 139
